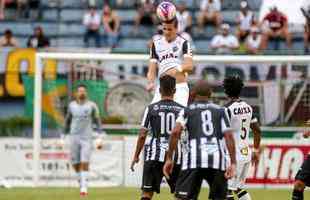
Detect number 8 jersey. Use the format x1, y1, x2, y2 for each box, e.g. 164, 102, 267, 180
225, 100, 258, 163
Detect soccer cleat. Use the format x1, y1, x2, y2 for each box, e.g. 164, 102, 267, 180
80, 191, 88, 197
80, 187, 88, 197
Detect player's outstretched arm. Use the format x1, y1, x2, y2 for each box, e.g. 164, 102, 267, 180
250, 122, 262, 166
180, 41, 193, 73
163, 123, 183, 179
224, 130, 236, 179
131, 128, 148, 172
147, 42, 158, 91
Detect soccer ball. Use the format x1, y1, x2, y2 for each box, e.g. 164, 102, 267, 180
156, 1, 177, 22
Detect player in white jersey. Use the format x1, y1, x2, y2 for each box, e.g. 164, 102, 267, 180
223, 76, 261, 200
147, 18, 193, 107
64, 84, 103, 197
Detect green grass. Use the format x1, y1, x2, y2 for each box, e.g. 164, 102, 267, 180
0, 187, 309, 200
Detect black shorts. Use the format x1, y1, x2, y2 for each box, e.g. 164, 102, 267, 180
141, 161, 181, 194
295, 155, 310, 187
175, 168, 227, 200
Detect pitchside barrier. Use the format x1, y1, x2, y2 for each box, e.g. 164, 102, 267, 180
0, 126, 309, 188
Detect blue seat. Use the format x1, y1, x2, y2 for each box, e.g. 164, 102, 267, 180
60, 9, 85, 22
42, 9, 58, 21
52, 36, 84, 47
117, 10, 136, 23
58, 23, 85, 36
118, 38, 148, 51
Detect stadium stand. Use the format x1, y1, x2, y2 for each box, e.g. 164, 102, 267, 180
0, 0, 305, 54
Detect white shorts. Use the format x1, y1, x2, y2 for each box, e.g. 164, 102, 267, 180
70, 136, 93, 165
151, 82, 189, 107
228, 161, 251, 190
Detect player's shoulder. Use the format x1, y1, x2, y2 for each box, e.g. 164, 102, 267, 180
87, 100, 98, 107
152, 34, 164, 42
69, 100, 77, 106
176, 33, 188, 43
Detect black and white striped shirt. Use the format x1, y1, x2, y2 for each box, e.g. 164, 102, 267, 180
176, 101, 232, 171
141, 99, 184, 164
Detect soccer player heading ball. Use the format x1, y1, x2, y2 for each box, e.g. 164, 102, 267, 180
148, 1, 193, 107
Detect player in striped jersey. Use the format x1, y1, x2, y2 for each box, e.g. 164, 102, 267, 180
223, 76, 261, 200
131, 75, 184, 200
164, 80, 237, 200
64, 84, 103, 197
292, 120, 310, 200
147, 18, 193, 107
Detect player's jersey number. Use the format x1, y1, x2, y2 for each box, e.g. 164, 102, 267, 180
241, 118, 247, 140
159, 112, 176, 134
201, 110, 214, 136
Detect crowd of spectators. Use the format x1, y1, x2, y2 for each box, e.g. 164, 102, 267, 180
0, 0, 309, 53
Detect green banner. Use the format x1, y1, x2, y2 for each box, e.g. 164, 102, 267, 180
23, 76, 108, 128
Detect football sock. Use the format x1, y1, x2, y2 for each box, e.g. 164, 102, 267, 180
80, 171, 89, 190
77, 172, 81, 187
227, 189, 235, 200
237, 189, 251, 200
292, 189, 304, 200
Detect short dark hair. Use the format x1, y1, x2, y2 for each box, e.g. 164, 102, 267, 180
4, 29, 12, 35
77, 84, 87, 90
162, 17, 178, 28
193, 80, 212, 97
223, 76, 244, 98
159, 75, 176, 96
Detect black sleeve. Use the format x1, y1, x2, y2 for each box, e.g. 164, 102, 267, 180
150, 42, 159, 60
182, 40, 192, 56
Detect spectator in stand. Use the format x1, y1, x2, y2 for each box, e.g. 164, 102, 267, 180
236, 1, 255, 42
0, 0, 4, 20
176, 1, 192, 34
83, 6, 101, 48
210, 23, 239, 54
245, 26, 263, 54
132, 0, 156, 34
197, 0, 222, 33
261, 6, 291, 49
301, 2, 310, 53
27, 26, 50, 48
102, 4, 120, 48
0, 29, 19, 47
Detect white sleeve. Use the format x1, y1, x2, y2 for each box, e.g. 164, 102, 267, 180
94, 13, 101, 26
200, 0, 207, 11
83, 14, 89, 26
215, 0, 221, 11
211, 35, 220, 47
230, 36, 239, 48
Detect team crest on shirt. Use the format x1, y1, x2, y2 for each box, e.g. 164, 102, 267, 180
153, 105, 159, 111
173, 46, 178, 52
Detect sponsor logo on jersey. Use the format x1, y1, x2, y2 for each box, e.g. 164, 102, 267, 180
159, 53, 178, 62
233, 106, 251, 115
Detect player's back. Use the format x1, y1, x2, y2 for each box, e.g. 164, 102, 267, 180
142, 99, 184, 162
180, 101, 231, 171
225, 100, 255, 162
68, 100, 98, 138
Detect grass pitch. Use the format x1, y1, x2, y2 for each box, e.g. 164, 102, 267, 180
0, 187, 309, 200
